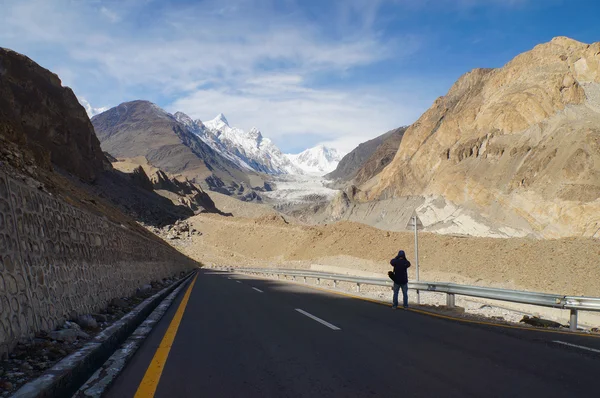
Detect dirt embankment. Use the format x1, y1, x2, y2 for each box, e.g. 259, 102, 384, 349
178, 212, 600, 297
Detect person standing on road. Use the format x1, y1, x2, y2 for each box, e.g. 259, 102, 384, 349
390, 250, 411, 309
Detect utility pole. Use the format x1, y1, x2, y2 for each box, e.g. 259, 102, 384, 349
408, 213, 423, 304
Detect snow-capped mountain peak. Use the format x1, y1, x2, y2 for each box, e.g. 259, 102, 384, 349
205, 113, 230, 130
248, 127, 263, 143
174, 111, 195, 128
286, 145, 345, 176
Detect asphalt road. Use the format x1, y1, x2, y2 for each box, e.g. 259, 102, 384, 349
106, 270, 600, 398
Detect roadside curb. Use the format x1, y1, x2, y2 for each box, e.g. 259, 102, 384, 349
73, 273, 196, 397
11, 270, 198, 398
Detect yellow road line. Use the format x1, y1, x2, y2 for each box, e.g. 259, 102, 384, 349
239, 273, 600, 340
135, 274, 199, 398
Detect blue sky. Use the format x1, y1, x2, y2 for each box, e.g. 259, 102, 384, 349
1, 0, 599, 153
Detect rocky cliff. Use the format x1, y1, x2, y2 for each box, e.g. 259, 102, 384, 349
0, 47, 108, 182
366, 37, 600, 238
353, 127, 407, 186
326, 127, 406, 182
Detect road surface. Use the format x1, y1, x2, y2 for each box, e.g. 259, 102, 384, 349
106, 270, 600, 397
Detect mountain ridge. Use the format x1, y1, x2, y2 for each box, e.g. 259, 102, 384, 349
92, 101, 265, 199
176, 111, 301, 175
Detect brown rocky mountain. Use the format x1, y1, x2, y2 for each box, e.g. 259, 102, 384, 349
361, 37, 600, 238
92, 101, 266, 198
325, 127, 406, 182
0, 47, 108, 182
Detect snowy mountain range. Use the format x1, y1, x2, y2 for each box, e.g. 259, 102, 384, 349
174, 111, 344, 177
286, 145, 344, 175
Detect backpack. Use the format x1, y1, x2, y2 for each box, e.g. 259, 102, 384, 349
387, 271, 398, 283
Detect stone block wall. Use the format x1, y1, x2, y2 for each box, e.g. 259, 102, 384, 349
0, 171, 197, 355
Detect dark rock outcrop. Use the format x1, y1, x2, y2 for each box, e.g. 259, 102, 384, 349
0, 47, 108, 182
325, 126, 407, 182
354, 127, 407, 185
150, 169, 221, 214
131, 166, 154, 192
103, 152, 118, 162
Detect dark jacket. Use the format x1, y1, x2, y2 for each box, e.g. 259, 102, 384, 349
390, 256, 411, 285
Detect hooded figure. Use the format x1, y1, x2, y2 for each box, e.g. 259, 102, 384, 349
390, 250, 411, 309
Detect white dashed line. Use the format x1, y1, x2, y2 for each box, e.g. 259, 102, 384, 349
236, 281, 242, 284
554, 341, 600, 354
295, 309, 341, 331
252, 287, 264, 293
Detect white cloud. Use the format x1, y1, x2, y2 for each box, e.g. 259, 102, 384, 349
169, 74, 429, 153
0, 0, 429, 152
78, 97, 108, 117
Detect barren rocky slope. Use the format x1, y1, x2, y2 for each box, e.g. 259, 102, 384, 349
364, 37, 600, 239
353, 127, 407, 186
325, 127, 406, 183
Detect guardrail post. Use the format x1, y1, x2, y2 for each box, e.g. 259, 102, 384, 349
333, 280, 337, 288
570, 309, 578, 331
356, 283, 361, 293
317, 278, 320, 285
446, 293, 455, 308
277, 274, 280, 280
303, 277, 307, 283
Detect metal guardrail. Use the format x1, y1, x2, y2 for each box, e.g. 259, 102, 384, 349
216, 267, 600, 332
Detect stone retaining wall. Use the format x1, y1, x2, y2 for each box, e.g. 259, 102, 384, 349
0, 171, 197, 355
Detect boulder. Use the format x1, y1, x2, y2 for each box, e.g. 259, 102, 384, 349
75, 314, 99, 330
137, 284, 152, 296
110, 298, 128, 308
20, 362, 33, 371
48, 329, 89, 343
92, 313, 108, 323
63, 321, 82, 330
